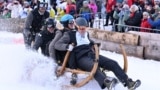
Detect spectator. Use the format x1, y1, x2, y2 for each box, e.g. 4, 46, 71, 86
148, 11, 160, 33
7, 0, 23, 18
152, 5, 160, 20
104, 0, 116, 26
125, 5, 142, 31
88, 0, 97, 27
65, 0, 76, 17
56, 0, 67, 20
140, 12, 152, 32
113, 4, 130, 32
1, 7, 11, 18
20, 1, 32, 19
79, 0, 92, 27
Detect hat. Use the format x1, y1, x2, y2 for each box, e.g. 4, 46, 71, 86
83, 1, 89, 5
75, 17, 88, 27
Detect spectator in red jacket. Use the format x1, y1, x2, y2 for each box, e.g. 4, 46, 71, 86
104, 0, 116, 26
65, 0, 76, 17
140, 12, 152, 32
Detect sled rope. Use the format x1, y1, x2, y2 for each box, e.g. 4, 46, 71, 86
120, 44, 128, 73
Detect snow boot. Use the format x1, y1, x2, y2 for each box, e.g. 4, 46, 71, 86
127, 78, 141, 90
70, 73, 77, 85
104, 76, 118, 90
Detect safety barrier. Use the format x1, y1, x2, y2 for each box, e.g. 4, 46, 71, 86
87, 27, 160, 61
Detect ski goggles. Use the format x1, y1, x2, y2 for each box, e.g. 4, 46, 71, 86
47, 24, 54, 28
68, 19, 74, 24
39, 3, 48, 8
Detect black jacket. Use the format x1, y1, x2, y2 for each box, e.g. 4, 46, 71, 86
33, 29, 56, 56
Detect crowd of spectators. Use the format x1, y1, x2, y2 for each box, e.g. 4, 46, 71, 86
0, 0, 160, 33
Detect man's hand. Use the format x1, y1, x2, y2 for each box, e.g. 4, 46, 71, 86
67, 44, 74, 51
56, 67, 64, 77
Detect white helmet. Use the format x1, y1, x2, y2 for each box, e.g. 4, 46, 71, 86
38, 0, 48, 8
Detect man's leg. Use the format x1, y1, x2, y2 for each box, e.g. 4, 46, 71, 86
99, 55, 128, 83
23, 32, 32, 49
104, 12, 110, 26
77, 56, 106, 89
99, 55, 141, 89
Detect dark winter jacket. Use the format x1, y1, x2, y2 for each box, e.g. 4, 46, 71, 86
125, 11, 142, 27
33, 29, 56, 56
24, 8, 49, 33
49, 28, 70, 64
54, 30, 94, 69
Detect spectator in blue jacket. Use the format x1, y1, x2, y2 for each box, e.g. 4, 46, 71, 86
148, 12, 160, 33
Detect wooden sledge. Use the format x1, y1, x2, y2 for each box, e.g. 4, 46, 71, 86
56, 43, 128, 88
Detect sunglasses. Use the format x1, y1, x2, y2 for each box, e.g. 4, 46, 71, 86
68, 19, 74, 24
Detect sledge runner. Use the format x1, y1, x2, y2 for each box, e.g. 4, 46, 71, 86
54, 17, 141, 90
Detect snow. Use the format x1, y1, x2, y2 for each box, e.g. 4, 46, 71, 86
0, 31, 160, 90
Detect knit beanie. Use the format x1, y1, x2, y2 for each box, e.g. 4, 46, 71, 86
75, 17, 88, 27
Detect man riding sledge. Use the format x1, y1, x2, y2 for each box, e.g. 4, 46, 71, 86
55, 17, 141, 90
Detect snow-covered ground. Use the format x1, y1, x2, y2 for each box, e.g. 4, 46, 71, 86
0, 31, 160, 90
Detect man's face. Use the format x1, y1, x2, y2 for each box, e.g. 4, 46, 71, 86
78, 26, 87, 34
68, 19, 75, 29
39, 3, 47, 13
47, 25, 55, 33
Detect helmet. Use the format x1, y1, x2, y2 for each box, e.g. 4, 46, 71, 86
45, 18, 56, 28
60, 14, 74, 27
38, 0, 48, 9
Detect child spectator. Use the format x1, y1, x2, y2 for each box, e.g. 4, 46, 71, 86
140, 12, 152, 32
88, 0, 97, 27
65, 0, 76, 17
79, 0, 92, 27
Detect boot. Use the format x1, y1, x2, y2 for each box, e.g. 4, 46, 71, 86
104, 76, 118, 90
127, 78, 141, 90
70, 73, 77, 85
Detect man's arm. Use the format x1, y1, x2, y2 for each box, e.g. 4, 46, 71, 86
24, 11, 33, 30
54, 32, 70, 51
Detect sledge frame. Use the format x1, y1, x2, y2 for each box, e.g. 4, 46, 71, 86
56, 44, 128, 88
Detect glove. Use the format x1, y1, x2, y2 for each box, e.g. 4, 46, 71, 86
67, 44, 74, 51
